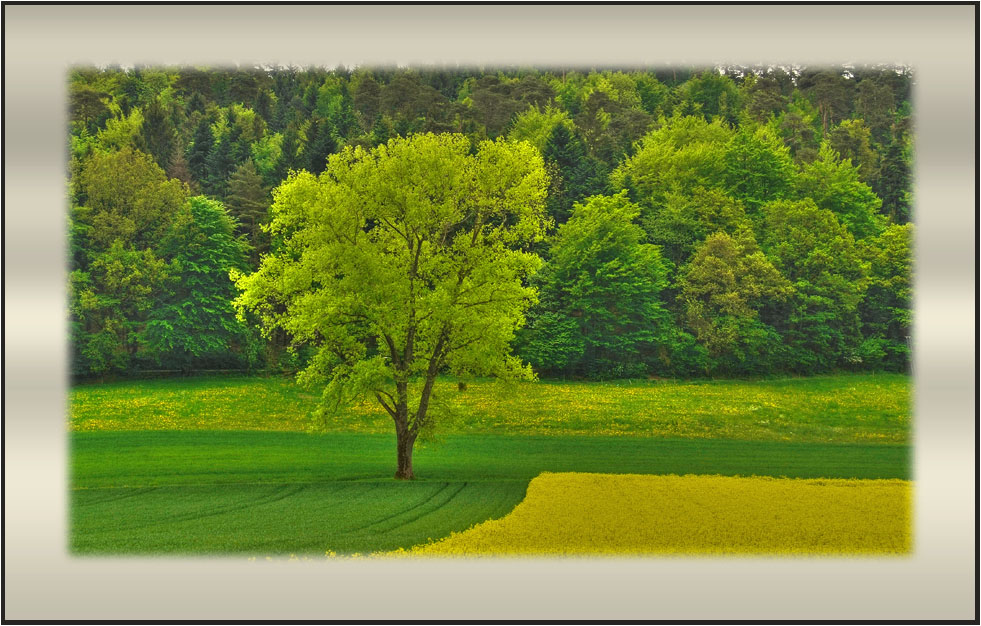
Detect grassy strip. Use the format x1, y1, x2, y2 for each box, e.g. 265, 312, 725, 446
404, 473, 912, 557
71, 431, 910, 488
69, 373, 911, 444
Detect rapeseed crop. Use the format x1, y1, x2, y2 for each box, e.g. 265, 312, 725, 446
402, 473, 911, 556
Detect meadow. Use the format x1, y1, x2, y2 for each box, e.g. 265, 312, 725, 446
70, 373, 910, 443
69, 373, 911, 555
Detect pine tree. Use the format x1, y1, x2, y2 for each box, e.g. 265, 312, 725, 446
186, 117, 214, 185
204, 133, 234, 198
543, 124, 605, 223
225, 159, 270, 264
875, 139, 911, 224
302, 117, 337, 174
140, 98, 177, 171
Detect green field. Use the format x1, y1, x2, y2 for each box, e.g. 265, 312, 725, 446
70, 374, 911, 555
71, 373, 910, 443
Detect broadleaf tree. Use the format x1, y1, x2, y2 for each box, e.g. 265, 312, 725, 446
234, 133, 549, 479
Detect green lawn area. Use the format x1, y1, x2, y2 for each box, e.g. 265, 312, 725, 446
69, 373, 911, 555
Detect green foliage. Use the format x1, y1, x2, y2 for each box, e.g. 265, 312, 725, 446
68, 65, 914, 381
796, 143, 885, 239
143, 197, 254, 370
70, 243, 170, 375
225, 159, 271, 262
722, 124, 796, 216
541, 122, 607, 223
610, 114, 733, 209
677, 231, 792, 373
75, 147, 188, 251
675, 70, 742, 124
875, 137, 912, 224
519, 193, 673, 378
139, 98, 177, 170
761, 199, 870, 372
827, 118, 879, 184
742, 72, 790, 122
641, 187, 752, 267
250, 132, 283, 186
857, 224, 912, 371
186, 115, 214, 184
235, 133, 549, 470
773, 97, 821, 164
94, 104, 144, 152
507, 105, 574, 154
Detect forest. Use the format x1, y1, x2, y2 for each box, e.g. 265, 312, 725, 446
68, 64, 913, 381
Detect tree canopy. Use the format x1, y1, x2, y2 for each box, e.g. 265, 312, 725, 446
68, 64, 914, 384
233, 133, 549, 478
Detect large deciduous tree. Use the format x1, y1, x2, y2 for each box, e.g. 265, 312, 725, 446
234, 133, 549, 479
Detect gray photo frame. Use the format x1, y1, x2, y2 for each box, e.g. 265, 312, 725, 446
3, 4, 976, 621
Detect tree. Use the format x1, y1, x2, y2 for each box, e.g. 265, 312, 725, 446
70, 242, 170, 376
801, 70, 853, 133
875, 135, 912, 224
234, 133, 549, 479
225, 159, 271, 263
761, 199, 870, 373
796, 143, 884, 239
827, 119, 879, 184
743, 72, 789, 123
140, 97, 177, 170
301, 116, 337, 174
857, 224, 912, 371
677, 231, 792, 374
518, 192, 674, 378
186, 115, 214, 185
642, 187, 752, 267
854, 75, 897, 144
675, 70, 742, 124
76, 147, 187, 251
70, 147, 190, 376
144, 196, 254, 371
609, 114, 733, 211
573, 89, 653, 165
774, 98, 821, 164
541, 122, 607, 223
507, 105, 573, 154
722, 124, 796, 217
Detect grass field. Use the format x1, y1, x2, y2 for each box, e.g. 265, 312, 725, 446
70, 373, 911, 444
405, 473, 912, 557
69, 373, 912, 556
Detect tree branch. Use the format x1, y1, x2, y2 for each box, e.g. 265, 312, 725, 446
374, 392, 397, 419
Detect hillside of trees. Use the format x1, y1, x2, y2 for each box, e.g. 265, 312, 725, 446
68, 65, 913, 380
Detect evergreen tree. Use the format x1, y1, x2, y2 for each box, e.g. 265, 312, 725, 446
875, 138, 912, 224
225, 159, 270, 264
186, 116, 214, 186
204, 130, 235, 197
301, 116, 337, 174
140, 98, 177, 170
542, 123, 606, 223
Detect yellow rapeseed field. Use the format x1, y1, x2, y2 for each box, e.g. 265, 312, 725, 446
399, 473, 912, 557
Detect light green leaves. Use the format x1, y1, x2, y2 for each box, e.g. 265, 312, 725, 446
235, 133, 549, 431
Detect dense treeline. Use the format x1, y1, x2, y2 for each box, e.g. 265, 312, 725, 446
68, 65, 913, 380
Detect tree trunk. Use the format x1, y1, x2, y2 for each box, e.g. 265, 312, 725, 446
394, 427, 416, 480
